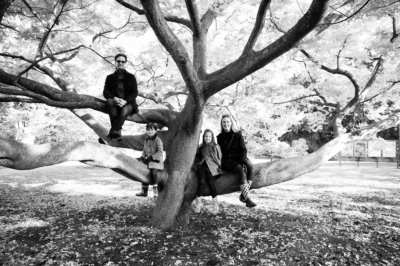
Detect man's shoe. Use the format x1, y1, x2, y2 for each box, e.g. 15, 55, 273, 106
110, 131, 121, 139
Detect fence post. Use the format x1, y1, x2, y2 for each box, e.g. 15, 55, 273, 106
397, 125, 400, 168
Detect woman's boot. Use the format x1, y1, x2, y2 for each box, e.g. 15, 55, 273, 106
239, 182, 257, 208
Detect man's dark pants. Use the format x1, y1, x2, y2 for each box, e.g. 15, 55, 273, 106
106, 98, 138, 137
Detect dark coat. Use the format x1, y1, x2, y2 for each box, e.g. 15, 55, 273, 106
142, 135, 164, 170
217, 131, 248, 164
197, 144, 223, 176
103, 70, 138, 104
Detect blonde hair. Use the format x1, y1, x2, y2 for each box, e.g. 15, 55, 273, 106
220, 114, 238, 133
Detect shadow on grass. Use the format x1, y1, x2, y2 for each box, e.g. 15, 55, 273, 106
1, 183, 399, 266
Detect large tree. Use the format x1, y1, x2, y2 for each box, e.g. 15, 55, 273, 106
1, 0, 400, 230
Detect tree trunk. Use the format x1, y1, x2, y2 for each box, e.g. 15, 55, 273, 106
149, 97, 204, 229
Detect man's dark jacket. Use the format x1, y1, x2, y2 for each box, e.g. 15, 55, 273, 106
103, 70, 138, 104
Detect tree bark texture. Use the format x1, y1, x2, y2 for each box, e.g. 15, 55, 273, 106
0, 137, 152, 184
0, 0, 12, 24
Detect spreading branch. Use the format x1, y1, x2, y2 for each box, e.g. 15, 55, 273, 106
299, 49, 360, 94
185, 0, 201, 37
115, 0, 193, 30
139, 0, 201, 100
319, 0, 372, 26
204, 0, 329, 98
243, 0, 271, 54
389, 13, 399, 42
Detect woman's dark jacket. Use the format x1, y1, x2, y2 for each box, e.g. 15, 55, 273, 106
103, 70, 138, 104
216, 130, 248, 163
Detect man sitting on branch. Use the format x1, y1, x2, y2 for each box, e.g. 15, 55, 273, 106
99, 53, 139, 144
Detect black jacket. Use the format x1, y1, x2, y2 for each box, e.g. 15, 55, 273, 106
217, 130, 247, 163
103, 70, 138, 104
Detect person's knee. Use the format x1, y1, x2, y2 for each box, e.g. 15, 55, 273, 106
120, 105, 133, 117
106, 98, 115, 106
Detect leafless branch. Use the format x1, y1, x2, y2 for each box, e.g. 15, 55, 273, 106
361, 56, 383, 95
92, 14, 138, 43
63, 0, 100, 13
373, 0, 400, 10
320, 0, 372, 26
389, 13, 399, 42
273, 94, 318, 104
37, 0, 69, 57
361, 80, 400, 104
300, 49, 360, 93
20, 0, 46, 26
336, 35, 350, 68
296, 0, 305, 14
115, 0, 193, 30
185, 0, 201, 36
269, 9, 287, 34
0, 23, 19, 32
243, 0, 271, 54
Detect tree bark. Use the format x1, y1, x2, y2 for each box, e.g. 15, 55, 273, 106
0, 0, 12, 24
149, 96, 204, 229
0, 137, 152, 183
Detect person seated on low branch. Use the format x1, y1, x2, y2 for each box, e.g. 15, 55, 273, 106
192, 129, 224, 214
136, 123, 164, 200
217, 114, 256, 208
99, 53, 139, 145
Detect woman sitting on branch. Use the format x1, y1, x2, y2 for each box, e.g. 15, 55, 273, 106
217, 114, 256, 208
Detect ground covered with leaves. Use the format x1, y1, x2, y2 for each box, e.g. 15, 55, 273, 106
0, 161, 399, 265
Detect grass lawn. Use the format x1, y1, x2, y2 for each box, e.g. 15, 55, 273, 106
0, 161, 399, 265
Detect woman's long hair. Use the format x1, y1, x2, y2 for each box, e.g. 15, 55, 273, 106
220, 114, 238, 133
201, 129, 217, 147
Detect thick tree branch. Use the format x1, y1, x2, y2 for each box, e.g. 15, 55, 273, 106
115, 0, 193, 30
185, 0, 201, 37
0, 86, 102, 109
0, 137, 152, 184
198, 111, 400, 197
0, 68, 103, 105
200, 0, 234, 31
243, 0, 271, 54
0, 0, 12, 23
139, 0, 201, 101
204, 0, 329, 98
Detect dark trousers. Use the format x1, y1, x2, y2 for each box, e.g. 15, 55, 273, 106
142, 169, 159, 190
106, 98, 138, 136
221, 158, 254, 185
197, 164, 219, 198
